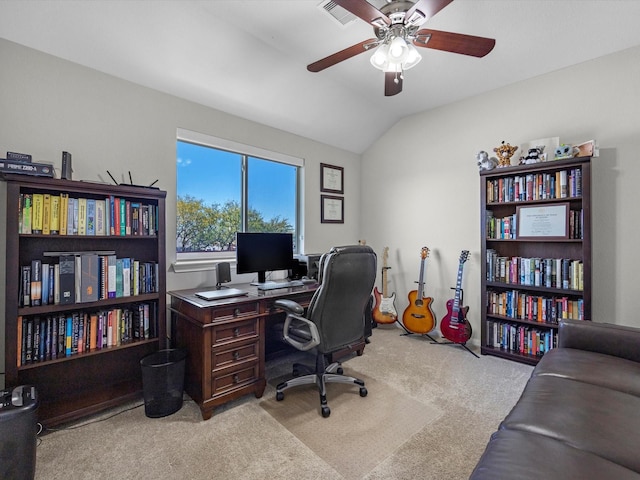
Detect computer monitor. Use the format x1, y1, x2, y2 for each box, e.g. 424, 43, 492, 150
235, 232, 294, 285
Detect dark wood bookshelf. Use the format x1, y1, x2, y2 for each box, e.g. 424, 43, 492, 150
2, 174, 166, 427
480, 157, 592, 365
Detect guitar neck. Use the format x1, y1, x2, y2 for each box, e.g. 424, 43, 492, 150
381, 267, 389, 297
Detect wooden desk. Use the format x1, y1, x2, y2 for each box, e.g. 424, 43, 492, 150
169, 283, 323, 420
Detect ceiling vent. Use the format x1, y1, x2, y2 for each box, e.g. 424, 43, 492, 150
318, 0, 357, 27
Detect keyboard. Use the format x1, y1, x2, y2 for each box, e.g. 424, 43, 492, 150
256, 280, 304, 291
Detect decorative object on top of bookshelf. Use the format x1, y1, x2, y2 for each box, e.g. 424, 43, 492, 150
554, 144, 579, 160
574, 140, 598, 158
519, 146, 545, 165
476, 151, 498, 171
517, 137, 559, 164
494, 141, 519, 168
320, 163, 344, 194
321, 194, 344, 224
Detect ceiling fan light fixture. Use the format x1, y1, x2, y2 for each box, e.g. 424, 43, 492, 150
370, 43, 390, 70
403, 42, 422, 70
388, 36, 408, 61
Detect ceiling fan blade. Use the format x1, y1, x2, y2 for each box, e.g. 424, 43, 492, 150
404, 0, 453, 25
414, 29, 496, 57
307, 38, 378, 72
334, 0, 391, 27
385, 72, 403, 97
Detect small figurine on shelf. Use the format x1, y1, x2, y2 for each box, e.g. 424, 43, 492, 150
519, 146, 545, 165
476, 150, 499, 171
493, 141, 518, 168
554, 144, 579, 160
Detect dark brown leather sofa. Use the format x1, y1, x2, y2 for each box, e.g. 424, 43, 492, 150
470, 318, 640, 480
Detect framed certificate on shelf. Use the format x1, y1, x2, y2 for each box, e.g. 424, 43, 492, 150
517, 203, 569, 240
320, 163, 344, 194
321, 195, 344, 223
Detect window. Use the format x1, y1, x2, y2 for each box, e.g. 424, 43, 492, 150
176, 129, 302, 262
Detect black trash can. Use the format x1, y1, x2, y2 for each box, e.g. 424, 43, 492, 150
0, 385, 38, 480
140, 348, 187, 418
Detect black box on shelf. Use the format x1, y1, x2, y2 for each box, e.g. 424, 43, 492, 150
0, 158, 54, 177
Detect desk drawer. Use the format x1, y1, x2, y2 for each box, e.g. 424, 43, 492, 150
212, 363, 259, 397
212, 340, 259, 371
211, 302, 260, 321
211, 318, 259, 346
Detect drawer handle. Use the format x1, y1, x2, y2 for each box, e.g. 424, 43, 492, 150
233, 327, 240, 337
234, 308, 241, 317
233, 374, 239, 384
233, 351, 240, 360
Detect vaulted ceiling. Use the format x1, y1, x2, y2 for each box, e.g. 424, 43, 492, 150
2, 0, 640, 154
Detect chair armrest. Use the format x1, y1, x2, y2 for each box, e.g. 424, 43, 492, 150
559, 319, 640, 363
282, 314, 320, 351
274, 299, 305, 315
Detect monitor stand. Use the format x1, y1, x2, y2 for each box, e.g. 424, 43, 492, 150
250, 271, 267, 286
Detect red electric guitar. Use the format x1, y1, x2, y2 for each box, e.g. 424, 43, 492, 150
440, 250, 472, 344
372, 247, 398, 324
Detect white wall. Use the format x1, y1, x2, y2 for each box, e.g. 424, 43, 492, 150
0, 39, 361, 386
361, 44, 640, 339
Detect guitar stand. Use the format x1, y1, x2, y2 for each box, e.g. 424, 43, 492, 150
398, 321, 439, 342
430, 338, 480, 358
429, 287, 480, 358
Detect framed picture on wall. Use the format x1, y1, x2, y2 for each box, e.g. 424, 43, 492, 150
320, 163, 344, 194
321, 195, 344, 223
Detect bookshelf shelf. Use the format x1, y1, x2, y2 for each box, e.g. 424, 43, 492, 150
480, 157, 592, 365
3, 174, 166, 427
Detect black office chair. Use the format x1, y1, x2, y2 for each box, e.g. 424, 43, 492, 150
273, 245, 377, 418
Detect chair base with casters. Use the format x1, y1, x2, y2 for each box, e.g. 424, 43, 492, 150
275, 349, 368, 418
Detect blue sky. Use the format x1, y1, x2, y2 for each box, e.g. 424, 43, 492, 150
176, 141, 296, 224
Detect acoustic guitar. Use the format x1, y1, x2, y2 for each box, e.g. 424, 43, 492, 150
402, 247, 436, 334
440, 250, 472, 344
372, 247, 398, 324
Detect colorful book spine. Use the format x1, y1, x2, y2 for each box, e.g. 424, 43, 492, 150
31, 193, 44, 234
42, 194, 51, 235
50, 194, 60, 234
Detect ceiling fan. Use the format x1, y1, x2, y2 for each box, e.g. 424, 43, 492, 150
308, 0, 495, 96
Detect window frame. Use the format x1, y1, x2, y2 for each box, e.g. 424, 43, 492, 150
174, 128, 303, 272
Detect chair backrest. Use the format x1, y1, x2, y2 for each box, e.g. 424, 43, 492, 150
307, 245, 377, 353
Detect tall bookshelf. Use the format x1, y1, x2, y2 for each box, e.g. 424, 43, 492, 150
3, 174, 166, 427
480, 157, 591, 365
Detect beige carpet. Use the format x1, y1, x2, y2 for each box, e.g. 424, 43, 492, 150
260, 370, 442, 478
33, 326, 534, 479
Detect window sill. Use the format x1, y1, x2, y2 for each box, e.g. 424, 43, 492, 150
172, 258, 233, 273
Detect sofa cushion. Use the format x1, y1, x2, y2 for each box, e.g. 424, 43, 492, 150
500, 375, 640, 473
470, 429, 640, 480
533, 347, 640, 397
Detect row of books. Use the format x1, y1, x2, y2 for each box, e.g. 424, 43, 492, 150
486, 289, 585, 323
485, 320, 559, 357
486, 251, 584, 290
16, 304, 157, 367
18, 192, 159, 236
486, 209, 583, 240
19, 255, 158, 308
486, 168, 582, 203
